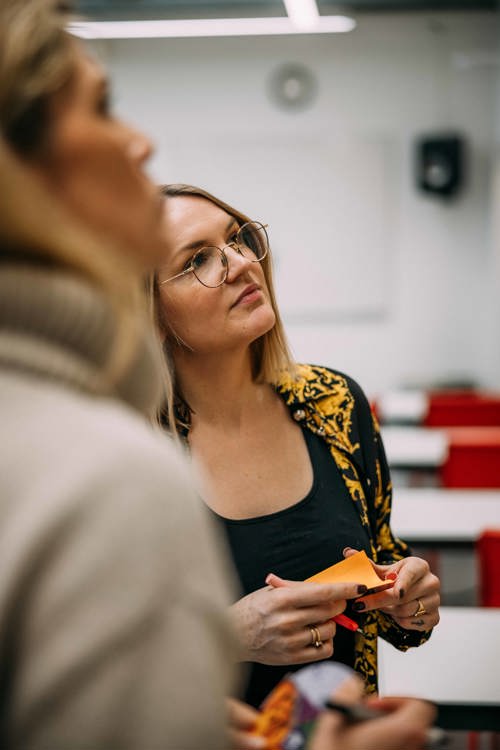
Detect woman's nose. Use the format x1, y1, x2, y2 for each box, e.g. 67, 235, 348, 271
224, 245, 253, 281
127, 128, 154, 165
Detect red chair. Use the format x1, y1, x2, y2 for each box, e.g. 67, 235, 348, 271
440, 427, 500, 488
425, 392, 500, 427
476, 529, 500, 607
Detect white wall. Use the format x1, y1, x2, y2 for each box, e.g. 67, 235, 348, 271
485, 11, 500, 390
91, 11, 498, 397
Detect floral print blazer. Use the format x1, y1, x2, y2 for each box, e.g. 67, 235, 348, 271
275, 363, 432, 693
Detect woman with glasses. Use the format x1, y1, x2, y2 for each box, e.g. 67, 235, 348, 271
150, 183, 441, 709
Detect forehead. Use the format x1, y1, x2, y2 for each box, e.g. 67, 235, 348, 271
55, 43, 108, 107
166, 195, 231, 224
73, 47, 107, 90
163, 195, 235, 245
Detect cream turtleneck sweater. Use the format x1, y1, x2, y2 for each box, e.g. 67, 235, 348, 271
0, 263, 238, 750
0, 263, 163, 415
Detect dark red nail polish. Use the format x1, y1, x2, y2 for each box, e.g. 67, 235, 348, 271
357, 585, 368, 595
353, 601, 366, 612
399, 588, 405, 599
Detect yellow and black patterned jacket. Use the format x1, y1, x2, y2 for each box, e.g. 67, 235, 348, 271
275, 363, 432, 693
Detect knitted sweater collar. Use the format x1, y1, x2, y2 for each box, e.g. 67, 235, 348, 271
0, 263, 163, 417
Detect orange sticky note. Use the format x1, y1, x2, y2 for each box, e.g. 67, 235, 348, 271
305, 550, 394, 594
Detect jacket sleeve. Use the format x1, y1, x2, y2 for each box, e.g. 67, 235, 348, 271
370, 409, 433, 650
345, 377, 432, 651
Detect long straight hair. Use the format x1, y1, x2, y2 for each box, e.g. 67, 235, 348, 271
148, 183, 296, 433
0, 0, 156, 392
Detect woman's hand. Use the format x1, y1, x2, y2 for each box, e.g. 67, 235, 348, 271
229, 578, 366, 665
343, 548, 440, 632
226, 698, 266, 750
310, 695, 437, 750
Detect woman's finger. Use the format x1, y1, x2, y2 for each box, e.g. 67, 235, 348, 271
391, 592, 441, 620
227, 727, 267, 750
226, 698, 260, 730
226, 698, 267, 750
265, 573, 368, 606
390, 558, 430, 601
310, 695, 436, 750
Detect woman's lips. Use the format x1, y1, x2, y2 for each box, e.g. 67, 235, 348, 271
232, 284, 261, 307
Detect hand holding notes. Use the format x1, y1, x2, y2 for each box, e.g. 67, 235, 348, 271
230, 549, 438, 667
268, 551, 395, 634
229, 576, 367, 666
342, 548, 441, 632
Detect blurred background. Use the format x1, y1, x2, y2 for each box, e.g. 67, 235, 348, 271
72, 0, 498, 399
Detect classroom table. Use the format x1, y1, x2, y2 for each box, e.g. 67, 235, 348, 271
378, 606, 500, 730
382, 426, 500, 488
390, 488, 500, 548
375, 389, 500, 427
381, 426, 449, 469
376, 389, 428, 424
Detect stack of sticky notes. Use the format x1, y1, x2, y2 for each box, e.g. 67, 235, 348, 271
305, 550, 394, 594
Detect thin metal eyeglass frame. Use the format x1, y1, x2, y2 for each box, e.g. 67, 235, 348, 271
159, 221, 269, 288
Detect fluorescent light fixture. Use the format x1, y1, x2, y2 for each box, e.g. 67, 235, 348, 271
69, 15, 356, 40
283, 0, 320, 31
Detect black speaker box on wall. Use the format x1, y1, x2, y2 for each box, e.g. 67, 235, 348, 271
416, 134, 465, 199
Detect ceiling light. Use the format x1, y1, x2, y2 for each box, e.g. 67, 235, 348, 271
68, 15, 356, 40
283, 0, 320, 31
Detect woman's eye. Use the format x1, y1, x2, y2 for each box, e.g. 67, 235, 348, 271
191, 249, 211, 269
97, 92, 112, 116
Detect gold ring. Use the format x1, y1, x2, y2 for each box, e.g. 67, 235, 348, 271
412, 599, 427, 617
309, 626, 322, 648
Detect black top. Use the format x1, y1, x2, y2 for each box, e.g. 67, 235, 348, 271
213, 426, 372, 708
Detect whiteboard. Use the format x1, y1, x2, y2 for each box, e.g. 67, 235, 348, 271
162, 134, 393, 321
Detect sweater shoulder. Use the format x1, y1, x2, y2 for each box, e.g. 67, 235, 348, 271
0, 370, 195, 539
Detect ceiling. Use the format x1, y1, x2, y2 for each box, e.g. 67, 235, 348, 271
75, 0, 497, 22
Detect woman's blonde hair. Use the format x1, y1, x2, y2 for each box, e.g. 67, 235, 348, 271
148, 183, 296, 433
0, 0, 74, 156
0, 0, 153, 390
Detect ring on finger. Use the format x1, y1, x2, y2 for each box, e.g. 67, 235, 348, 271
412, 599, 427, 617
308, 626, 323, 648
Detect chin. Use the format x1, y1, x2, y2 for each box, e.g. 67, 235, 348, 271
245, 306, 276, 342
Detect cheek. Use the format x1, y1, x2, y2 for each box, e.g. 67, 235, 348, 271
49, 124, 154, 245
159, 286, 220, 341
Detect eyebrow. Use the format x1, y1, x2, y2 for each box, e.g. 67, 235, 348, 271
84, 51, 110, 90
177, 217, 239, 255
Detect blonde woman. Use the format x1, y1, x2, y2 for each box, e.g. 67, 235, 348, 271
150, 183, 441, 708
0, 2, 238, 748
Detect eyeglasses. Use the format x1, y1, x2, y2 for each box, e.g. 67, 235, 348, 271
159, 220, 269, 288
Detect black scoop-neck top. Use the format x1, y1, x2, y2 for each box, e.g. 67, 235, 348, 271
212, 426, 372, 708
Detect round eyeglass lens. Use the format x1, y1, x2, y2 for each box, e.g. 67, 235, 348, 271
192, 246, 227, 287
237, 222, 269, 261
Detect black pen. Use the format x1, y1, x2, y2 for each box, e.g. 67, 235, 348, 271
324, 700, 448, 750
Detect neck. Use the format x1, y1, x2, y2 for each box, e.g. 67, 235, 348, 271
173, 346, 271, 429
